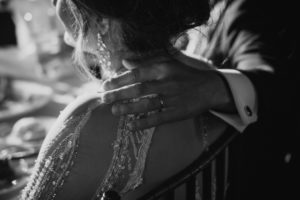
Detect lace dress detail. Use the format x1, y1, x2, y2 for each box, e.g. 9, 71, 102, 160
21, 100, 100, 200
93, 115, 155, 199
21, 97, 155, 200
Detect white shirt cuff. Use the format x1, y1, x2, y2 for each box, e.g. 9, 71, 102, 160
210, 69, 258, 132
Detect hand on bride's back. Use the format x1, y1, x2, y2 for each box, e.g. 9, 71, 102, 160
102, 55, 235, 130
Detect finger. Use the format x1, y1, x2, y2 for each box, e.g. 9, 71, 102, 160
103, 82, 157, 103
112, 97, 161, 115
122, 57, 169, 70
103, 58, 170, 91
103, 67, 155, 91
102, 70, 137, 90
112, 95, 175, 115
127, 108, 187, 130
103, 80, 183, 104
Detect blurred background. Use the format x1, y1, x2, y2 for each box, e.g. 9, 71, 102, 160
0, 0, 76, 80
0, 0, 92, 199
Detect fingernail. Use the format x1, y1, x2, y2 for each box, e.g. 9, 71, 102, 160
122, 59, 128, 66
122, 60, 133, 69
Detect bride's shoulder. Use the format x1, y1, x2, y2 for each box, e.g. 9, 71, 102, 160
41, 92, 111, 153
58, 92, 107, 121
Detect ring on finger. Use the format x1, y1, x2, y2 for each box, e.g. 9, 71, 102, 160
157, 95, 165, 112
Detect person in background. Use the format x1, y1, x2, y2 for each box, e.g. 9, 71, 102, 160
102, 0, 298, 199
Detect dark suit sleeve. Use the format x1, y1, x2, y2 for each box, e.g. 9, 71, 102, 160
205, 0, 297, 119
204, 1, 298, 199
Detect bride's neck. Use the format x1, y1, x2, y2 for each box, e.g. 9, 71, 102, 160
122, 46, 179, 62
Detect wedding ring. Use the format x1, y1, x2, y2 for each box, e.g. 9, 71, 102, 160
158, 95, 165, 111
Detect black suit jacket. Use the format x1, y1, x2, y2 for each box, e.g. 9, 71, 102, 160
204, 0, 298, 199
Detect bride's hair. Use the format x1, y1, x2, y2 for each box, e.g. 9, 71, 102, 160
66, 0, 210, 79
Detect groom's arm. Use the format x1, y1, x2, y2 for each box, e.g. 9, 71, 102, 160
205, 0, 295, 123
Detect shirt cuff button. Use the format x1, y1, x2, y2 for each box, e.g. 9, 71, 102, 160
244, 106, 252, 116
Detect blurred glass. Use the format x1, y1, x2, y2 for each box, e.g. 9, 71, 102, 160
9, 0, 74, 80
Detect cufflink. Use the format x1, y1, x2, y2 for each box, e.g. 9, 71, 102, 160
284, 153, 292, 164
244, 106, 252, 117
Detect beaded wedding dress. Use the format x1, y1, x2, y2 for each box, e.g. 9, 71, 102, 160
21, 93, 155, 200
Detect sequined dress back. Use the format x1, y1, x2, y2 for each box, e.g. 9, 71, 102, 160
21, 94, 155, 200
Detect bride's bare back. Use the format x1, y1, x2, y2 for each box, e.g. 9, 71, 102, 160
21, 92, 227, 200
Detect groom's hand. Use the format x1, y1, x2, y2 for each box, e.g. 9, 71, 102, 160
102, 56, 234, 130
